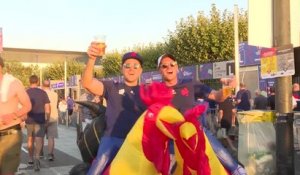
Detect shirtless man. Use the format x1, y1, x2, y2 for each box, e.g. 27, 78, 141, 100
0, 56, 32, 175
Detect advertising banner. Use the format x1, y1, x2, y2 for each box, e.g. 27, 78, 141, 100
199, 63, 213, 80
213, 61, 235, 79
140, 72, 152, 84
151, 71, 162, 82
178, 65, 196, 81
260, 45, 295, 79
258, 66, 275, 92
239, 42, 262, 66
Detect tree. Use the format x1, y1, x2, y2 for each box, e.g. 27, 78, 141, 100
101, 52, 122, 77
43, 60, 85, 81
4, 61, 39, 87
165, 4, 248, 66
128, 43, 167, 71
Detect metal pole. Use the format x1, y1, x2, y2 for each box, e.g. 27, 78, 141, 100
273, 0, 294, 174
234, 4, 240, 93
64, 58, 68, 127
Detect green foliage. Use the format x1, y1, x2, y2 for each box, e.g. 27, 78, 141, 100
129, 43, 167, 71
100, 4, 248, 75
4, 61, 39, 87
165, 4, 248, 66
93, 66, 104, 79
43, 60, 85, 81
101, 52, 122, 77
43, 62, 65, 80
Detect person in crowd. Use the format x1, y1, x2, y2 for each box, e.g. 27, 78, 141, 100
0, 56, 32, 175
58, 97, 68, 124
204, 98, 218, 134
26, 75, 50, 171
82, 40, 146, 175
266, 85, 296, 111
293, 83, 300, 111
156, 53, 246, 175
218, 95, 238, 152
42, 80, 59, 161
267, 86, 276, 110
67, 96, 75, 125
253, 89, 268, 110
236, 83, 251, 111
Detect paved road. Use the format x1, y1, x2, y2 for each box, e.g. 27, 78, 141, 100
17, 125, 82, 175
15, 123, 300, 175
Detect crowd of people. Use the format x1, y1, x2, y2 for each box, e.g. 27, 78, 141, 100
1, 38, 300, 174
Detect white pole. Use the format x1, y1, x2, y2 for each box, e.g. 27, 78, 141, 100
64, 58, 68, 98
234, 4, 240, 93
64, 58, 68, 127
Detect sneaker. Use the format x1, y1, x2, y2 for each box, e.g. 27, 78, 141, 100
28, 160, 34, 166
34, 159, 40, 171
47, 154, 54, 161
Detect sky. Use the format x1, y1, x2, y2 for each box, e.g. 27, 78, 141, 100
0, 0, 247, 52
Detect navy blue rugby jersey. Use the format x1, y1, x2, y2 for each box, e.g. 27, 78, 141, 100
170, 79, 212, 114
102, 81, 146, 138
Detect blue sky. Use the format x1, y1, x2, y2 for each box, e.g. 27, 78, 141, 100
0, 0, 247, 52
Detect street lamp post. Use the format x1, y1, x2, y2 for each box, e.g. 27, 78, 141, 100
273, 0, 294, 174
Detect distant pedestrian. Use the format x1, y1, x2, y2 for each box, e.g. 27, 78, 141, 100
67, 96, 75, 124
267, 86, 276, 110
42, 80, 59, 161
218, 96, 237, 152
236, 83, 251, 111
253, 89, 268, 110
58, 97, 68, 124
0, 56, 32, 174
26, 75, 50, 171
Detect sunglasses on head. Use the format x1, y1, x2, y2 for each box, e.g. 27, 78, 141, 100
123, 63, 141, 69
160, 61, 177, 69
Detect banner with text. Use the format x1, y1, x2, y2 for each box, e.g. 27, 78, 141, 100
260, 45, 295, 79
213, 61, 235, 79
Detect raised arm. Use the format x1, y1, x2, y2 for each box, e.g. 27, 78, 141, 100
208, 77, 236, 102
82, 42, 106, 96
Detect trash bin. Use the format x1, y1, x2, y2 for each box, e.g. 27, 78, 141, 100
294, 112, 300, 175
294, 112, 300, 152
237, 110, 276, 175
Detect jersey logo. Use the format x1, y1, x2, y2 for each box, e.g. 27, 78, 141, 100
181, 87, 189, 96
172, 89, 176, 95
118, 89, 125, 95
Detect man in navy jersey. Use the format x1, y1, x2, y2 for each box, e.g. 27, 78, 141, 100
157, 53, 246, 175
82, 41, 146, 175
156, 53, 232, 113
26, 75, 50, 171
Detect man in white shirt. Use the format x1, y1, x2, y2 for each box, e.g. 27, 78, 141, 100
42, 80, 59, 161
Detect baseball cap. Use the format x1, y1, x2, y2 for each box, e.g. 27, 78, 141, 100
122, 52, 143, 66
156, 53, 176, 68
